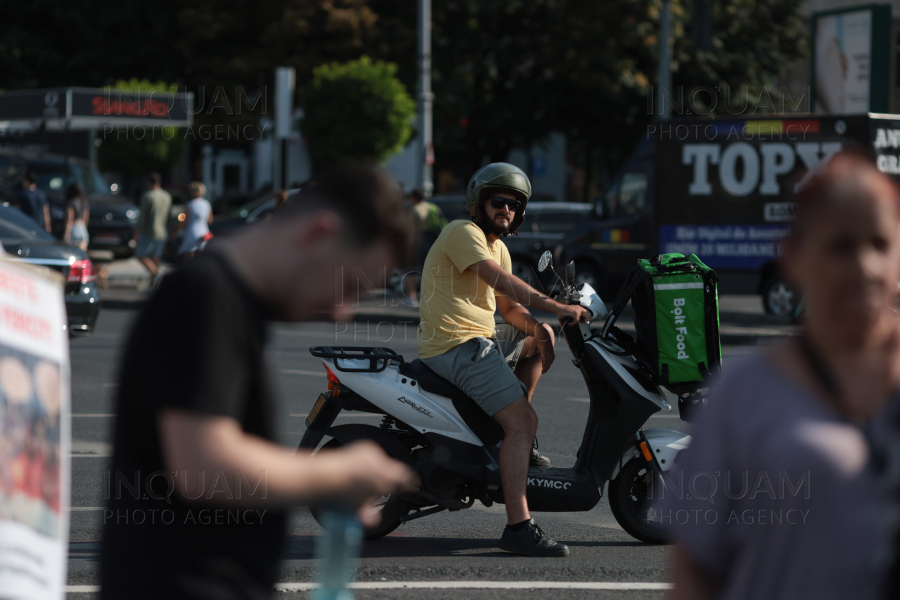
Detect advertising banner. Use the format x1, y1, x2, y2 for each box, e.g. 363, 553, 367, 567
0, 87, 193, 130
812, 5, 892, 113
652, 115, 871, 226
0, 259, 70, 599
659, 224, 791, 270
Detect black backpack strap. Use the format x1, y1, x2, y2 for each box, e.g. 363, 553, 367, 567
604, 325, 639, 355
601, 267, 643, 339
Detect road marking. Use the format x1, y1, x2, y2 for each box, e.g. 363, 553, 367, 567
71, 414, 115, 417
66, 582, 672, 593
281, 369, 325, 376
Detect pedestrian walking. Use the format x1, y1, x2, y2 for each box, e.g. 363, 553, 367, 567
173, 181, 213, 258
663, 153, 900, 600
100, 163, 417, 599
63, 182, 90, 251
134, 173, 172, 286
13, 172, 51, 233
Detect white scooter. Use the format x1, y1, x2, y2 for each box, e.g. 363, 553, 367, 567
299, 252, 692, 543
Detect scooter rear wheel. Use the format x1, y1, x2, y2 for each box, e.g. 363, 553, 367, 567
310, 438, 412, 540
608, 458, 669, 544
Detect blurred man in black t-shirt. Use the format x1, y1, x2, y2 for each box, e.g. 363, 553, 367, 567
101, 164, 416, 599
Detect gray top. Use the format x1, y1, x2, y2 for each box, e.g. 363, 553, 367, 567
137, 188, 172, 240
660, 352, 891, 600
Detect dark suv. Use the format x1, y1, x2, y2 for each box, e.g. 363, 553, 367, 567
0, 150, 140, 258
502, 202, 593, 287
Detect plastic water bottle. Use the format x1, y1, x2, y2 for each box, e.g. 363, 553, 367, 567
312, 505, 363, 600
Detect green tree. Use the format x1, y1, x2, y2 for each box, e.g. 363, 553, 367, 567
672, 0, 808, 114
301, 57, 416, 171
363, 0, 807, 192
0, 0, 183, 90
97, 79, 187, 177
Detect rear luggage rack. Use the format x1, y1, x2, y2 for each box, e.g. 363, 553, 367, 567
309, 346, 403, 373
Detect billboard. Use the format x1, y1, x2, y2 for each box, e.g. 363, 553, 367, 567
0, 87, 194, 131
811, 4, 892, 113
0, 259, 71, 599
651, 115, 900, 269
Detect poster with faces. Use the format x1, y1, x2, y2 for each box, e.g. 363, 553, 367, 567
0, 258, 70, 599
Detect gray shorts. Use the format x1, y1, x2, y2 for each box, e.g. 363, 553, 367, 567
136, 235, 165, 258
421, 324, 528, 416
68, 222, 89, 244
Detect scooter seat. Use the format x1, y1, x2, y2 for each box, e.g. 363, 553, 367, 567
401, 360, 505, 446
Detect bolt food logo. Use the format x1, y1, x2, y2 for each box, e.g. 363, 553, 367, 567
672, 298, 689, 360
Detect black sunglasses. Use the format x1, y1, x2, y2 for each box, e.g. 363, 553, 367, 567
489, 196, 521, 212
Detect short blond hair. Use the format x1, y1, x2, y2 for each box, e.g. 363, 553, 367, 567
189, 181, 206, 199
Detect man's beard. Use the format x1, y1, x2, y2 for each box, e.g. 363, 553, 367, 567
486, 214, 510, 236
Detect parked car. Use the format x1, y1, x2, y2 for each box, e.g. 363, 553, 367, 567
0, 205, 100, 336
208, 188, 300, 237
502, 202, 593, 287
429, 195, 470, 223
0, 151, 140, 258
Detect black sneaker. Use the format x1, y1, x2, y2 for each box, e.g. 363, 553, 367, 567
499, 519, 569, 557
530, 438, 551, 467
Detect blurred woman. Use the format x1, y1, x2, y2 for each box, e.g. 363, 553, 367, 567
64, 182, 89, 251
664, 154, 900, 600
174, 181, 213, 258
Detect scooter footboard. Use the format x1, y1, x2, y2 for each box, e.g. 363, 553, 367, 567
610, 429, 691, 480
521, 467, 601, 512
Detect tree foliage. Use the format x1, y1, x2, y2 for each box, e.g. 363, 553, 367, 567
1, 0, 808, 189
301, 57, 415, 171
0, 0, 183, 90
363, 0, 807, 178
97, 80, 187, 178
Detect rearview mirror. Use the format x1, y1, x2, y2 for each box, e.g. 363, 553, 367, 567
538, 251, 552, 273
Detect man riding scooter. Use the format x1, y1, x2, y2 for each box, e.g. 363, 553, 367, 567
417, 163, 590, 557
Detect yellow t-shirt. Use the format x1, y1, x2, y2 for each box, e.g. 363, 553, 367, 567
417, 220, 511, 359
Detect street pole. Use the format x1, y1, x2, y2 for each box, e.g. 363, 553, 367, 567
657, 0, 672, 120
418, 0, 434, 197
274, 67, 295, 191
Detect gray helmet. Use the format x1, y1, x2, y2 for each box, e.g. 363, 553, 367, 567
465, 162, 531, 235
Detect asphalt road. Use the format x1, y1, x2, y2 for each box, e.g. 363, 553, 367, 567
64, 298, 771, 599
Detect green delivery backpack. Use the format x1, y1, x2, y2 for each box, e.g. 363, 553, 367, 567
603, 253, 722, 393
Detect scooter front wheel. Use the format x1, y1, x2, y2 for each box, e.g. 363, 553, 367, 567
310, 438, 412, 540
608, 458, 669, 544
